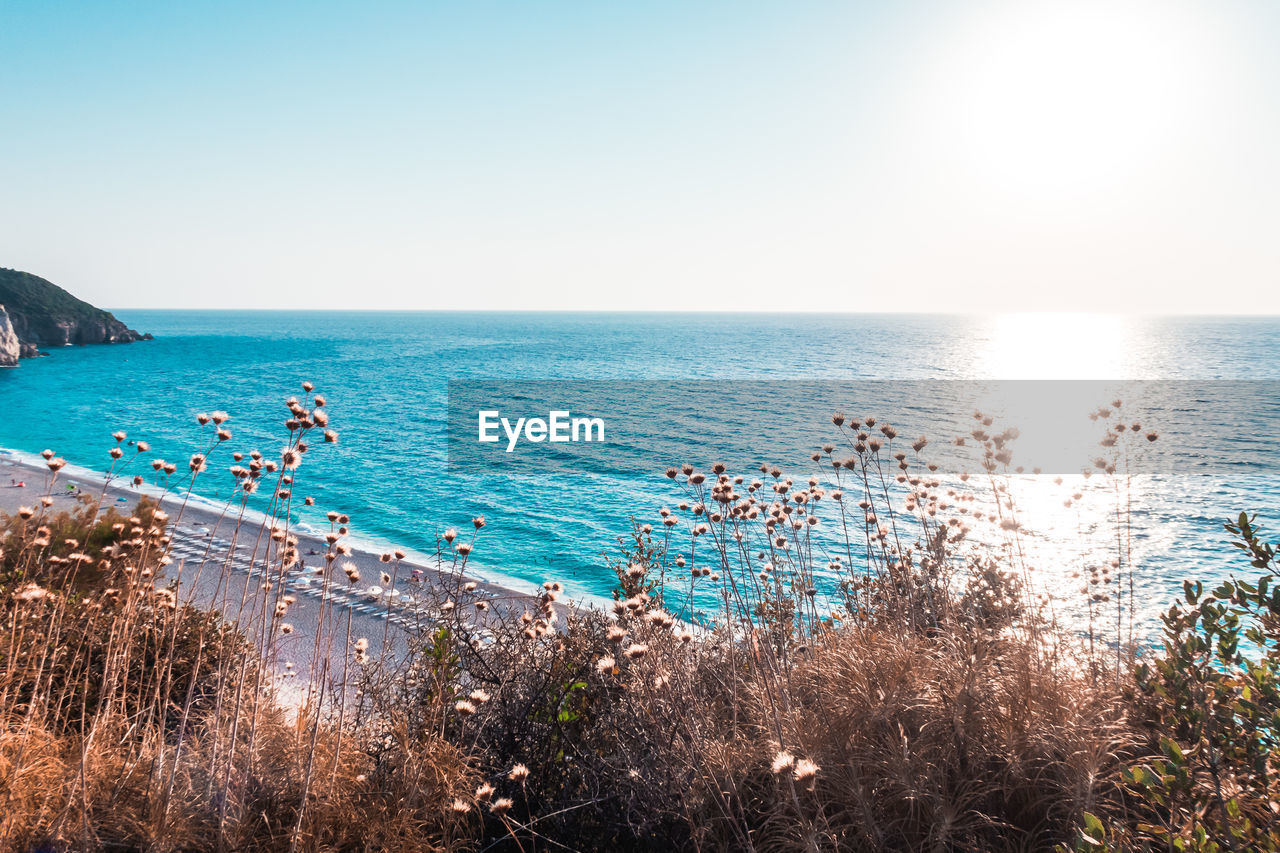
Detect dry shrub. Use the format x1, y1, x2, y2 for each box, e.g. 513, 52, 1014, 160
376, 569, 1132, 851
731, 625, 1131, 851
301, 714, 477, 852
0, 722, 71, 847
0, 700, 474, 852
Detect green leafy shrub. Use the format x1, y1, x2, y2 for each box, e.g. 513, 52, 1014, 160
1068, 512, 1280, 852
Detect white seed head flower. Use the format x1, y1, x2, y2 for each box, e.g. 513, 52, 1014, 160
793, 758, 819, 781
15, 584, 50, 602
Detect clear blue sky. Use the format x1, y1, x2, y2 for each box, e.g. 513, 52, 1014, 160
2, 0, 1277, 311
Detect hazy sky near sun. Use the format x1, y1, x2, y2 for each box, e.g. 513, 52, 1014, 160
2, 0, 1278, 312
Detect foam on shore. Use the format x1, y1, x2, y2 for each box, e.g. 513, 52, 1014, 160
0, 445, 611, 609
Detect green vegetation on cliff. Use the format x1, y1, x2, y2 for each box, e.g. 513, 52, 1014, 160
0, 268, 117, 321
0, 267, 148, 356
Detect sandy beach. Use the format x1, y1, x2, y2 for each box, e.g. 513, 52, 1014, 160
0, 449, 535, 682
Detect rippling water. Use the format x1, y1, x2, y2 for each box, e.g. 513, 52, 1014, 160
2, 311, 1277, 632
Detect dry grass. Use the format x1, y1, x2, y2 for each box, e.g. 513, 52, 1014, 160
0, 387, 1212, 851
0, 706, 474, 852
379, 573, 1133, 851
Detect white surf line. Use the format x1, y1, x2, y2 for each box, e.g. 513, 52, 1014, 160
168, 526, 497, 633
164, 531, 415, 625
168, 540, 488, 629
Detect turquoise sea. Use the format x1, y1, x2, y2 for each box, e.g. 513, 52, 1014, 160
3, 311, 1279, 629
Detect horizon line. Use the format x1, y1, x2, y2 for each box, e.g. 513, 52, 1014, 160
106, 307, 1280, 319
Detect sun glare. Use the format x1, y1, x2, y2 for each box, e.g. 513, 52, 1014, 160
977, 313, 1134, 379
932, 1, 1210, 200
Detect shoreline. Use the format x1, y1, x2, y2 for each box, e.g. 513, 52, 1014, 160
0, 448, 551, 679
0, 444, 551, 599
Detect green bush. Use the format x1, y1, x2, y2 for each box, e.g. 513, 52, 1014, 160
1068, 513, 1280, 852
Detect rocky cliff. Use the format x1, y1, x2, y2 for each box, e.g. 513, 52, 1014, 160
0, 305, 19, 366
0, 268, 150, 361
